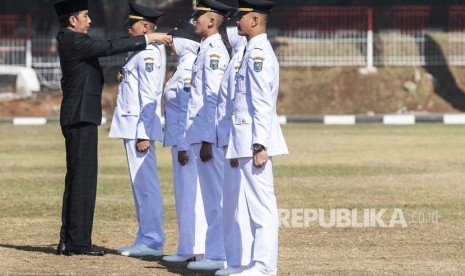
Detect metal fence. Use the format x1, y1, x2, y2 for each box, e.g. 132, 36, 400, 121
2, 6, 465, 89
270, 5, 465, 67
448, 5, 465, 65
273, 7, 368, 67
0, 14, 32, 67
31, 37, 61, 89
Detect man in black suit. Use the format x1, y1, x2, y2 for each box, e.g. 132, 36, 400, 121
53, 0, 171, 256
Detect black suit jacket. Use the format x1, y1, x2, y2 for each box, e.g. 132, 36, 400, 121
57, 27, 147, 126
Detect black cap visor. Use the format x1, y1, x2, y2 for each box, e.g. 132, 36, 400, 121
125, 18, 139, 28
168, 29, 201, 43
191, 10, 207, 19
167, 20, 201, 43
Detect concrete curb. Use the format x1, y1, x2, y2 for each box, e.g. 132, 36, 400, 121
1, 114, 465, 125
0, 117, 106, 125
284, 114, 465, 125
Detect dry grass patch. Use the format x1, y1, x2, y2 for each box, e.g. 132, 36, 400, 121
0, 124, 465, 275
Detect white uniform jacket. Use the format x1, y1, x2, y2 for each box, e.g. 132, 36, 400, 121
109, 44, 164, 141
226, 34, 288, 158
216, 44, 246, 148
185, 33, 230, 145
157, 45, 167, 125
163, 38, 199, 150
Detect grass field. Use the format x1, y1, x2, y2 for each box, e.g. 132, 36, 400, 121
0, 123, 465, 275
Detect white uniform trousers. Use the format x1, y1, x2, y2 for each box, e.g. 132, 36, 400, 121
171, 145, 207, 255
223, 148, 254, 267
191, 143, 225, 260
238, 157, 278, 275
124, 139, 164, 251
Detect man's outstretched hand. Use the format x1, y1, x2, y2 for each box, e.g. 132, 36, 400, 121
146, 33, 172, 45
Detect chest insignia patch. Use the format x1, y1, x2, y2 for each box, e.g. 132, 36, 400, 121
183, 78, 191, 93
252, 56, 264, 73
210, 58, 219, 70
253, 61, 263, 72
145, 62, 154, 73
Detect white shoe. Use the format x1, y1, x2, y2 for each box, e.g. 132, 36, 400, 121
215, 266, 247, 275
230, 266, 271, 276
162, 254, 203, 262
117, 242, 140, 254
119, 243, 163, 257
187, 258, 226, 270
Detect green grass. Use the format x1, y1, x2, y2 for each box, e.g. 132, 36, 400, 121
1, 123, 465, 275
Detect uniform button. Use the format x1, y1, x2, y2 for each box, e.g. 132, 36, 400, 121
128, 111, 131, 114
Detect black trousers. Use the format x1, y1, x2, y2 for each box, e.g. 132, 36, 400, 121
60, 122, 98, 247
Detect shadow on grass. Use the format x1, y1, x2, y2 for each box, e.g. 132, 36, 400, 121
0, 243, 216, 275
136, 257, 218, 276
0, 243, 57, 254
0, 243, 118, 256
422, 34, 465, 111
153, 264, 215, 276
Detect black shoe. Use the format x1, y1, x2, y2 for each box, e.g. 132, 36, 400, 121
56, 241, 66, 255
63, 245, 106, 256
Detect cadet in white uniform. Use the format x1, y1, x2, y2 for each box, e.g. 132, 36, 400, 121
226, 1, 288, 275
216, 13, 247, 152
215, 13, 252, 276
179, 0, 233, 271
109, 1, 167, 257
162, 20, 208, 263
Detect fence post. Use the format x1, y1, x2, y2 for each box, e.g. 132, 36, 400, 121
25, 14, 32, 68
360, 7, 377, 74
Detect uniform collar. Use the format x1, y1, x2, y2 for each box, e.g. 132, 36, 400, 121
146, 43, 157, 50
201, 33, 221, 49
233, 41, 247, 56
245, 33, 267, 51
